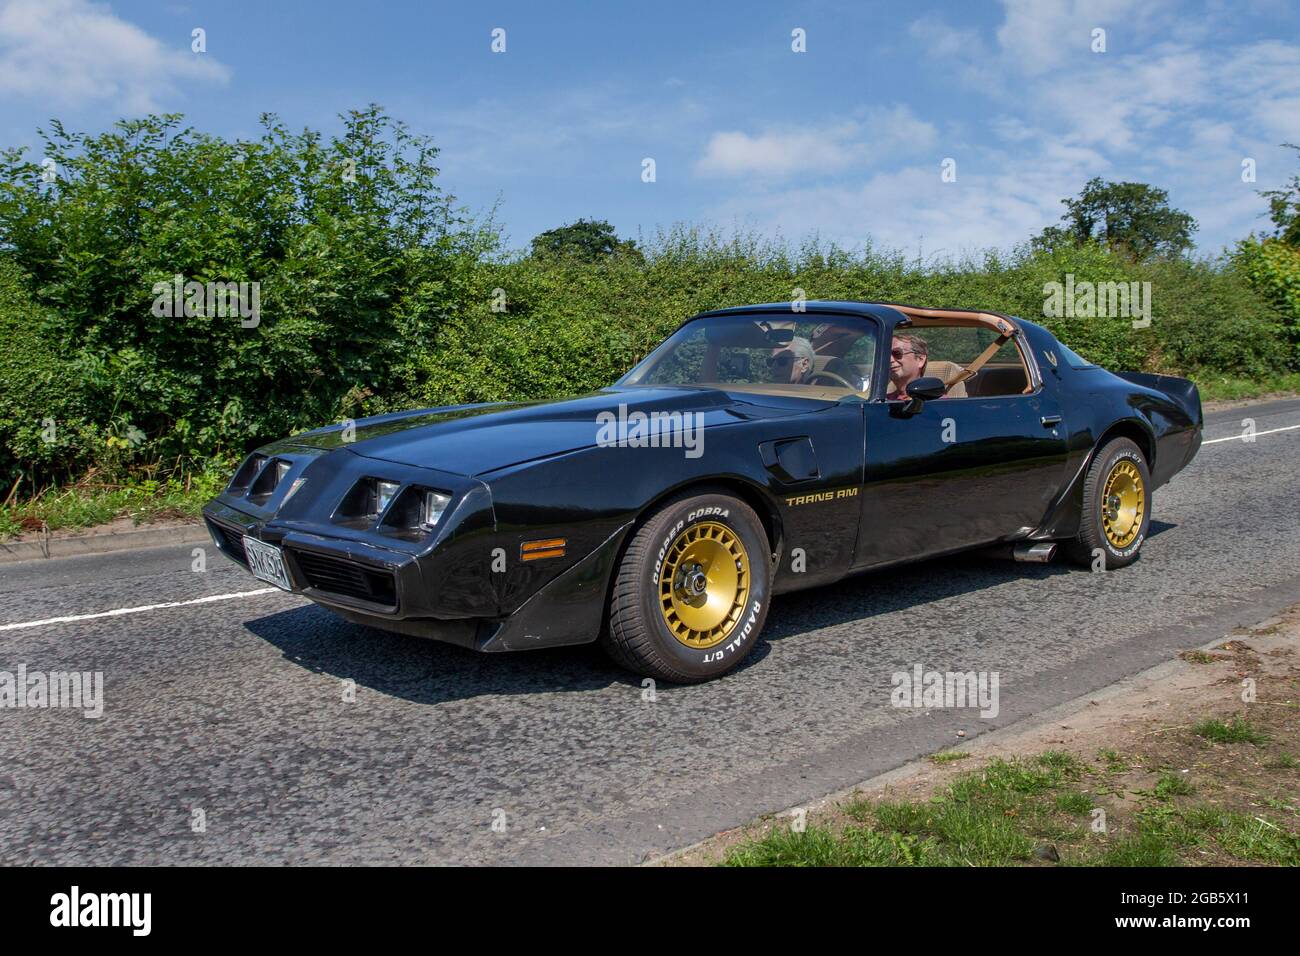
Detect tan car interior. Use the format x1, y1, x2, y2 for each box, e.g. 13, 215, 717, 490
923, 360, 969, 398
889, 305, 1034, 398
810, 354, 868, 391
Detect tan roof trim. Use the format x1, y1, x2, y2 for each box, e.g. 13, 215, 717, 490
891, 305, 1017, 337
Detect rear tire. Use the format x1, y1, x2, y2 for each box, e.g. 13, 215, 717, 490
601, 489, 772, 683
1064, 437, 1151, 570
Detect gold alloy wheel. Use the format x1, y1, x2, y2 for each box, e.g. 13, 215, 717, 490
1101, 459, 1145, 549
658, 520, 751, 649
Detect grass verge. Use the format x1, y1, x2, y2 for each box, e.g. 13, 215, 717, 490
725, 730, 1300, 867
718, 622, 1300, 871
0, 472, 226, 541
1192, 371, 1300, 403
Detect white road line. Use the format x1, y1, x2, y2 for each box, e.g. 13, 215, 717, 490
1203, 423, 1300, 445
0, 588, 280, 632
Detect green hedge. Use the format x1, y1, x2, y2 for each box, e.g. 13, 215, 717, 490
0, 259, 105, 490
1232, 237, 1300, 365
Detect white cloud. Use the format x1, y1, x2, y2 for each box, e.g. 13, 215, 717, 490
701, 0, 1300, 255
996, 0, 1171, 75
696, 124, 861, 178
0, 0, 228, 113
695, 106, 937, 179
1035, 46, 1209, 150
705, 136, 1103, 259
907, 17, 984, 59
1214, 40, 1300, 143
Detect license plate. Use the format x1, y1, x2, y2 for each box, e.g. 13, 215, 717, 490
244, 537, 293, 591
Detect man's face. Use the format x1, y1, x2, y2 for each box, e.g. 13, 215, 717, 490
889, 337, 925, 391
768, 347, 810, 384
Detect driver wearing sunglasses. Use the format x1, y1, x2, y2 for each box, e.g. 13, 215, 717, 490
767, 336, 815, 385
887, 333, 929, 400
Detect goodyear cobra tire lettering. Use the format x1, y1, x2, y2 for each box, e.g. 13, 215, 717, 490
651, 519, 685, 586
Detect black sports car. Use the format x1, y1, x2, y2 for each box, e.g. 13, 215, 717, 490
204, 301, 1202, 682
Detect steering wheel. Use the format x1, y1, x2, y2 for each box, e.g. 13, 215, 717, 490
807, 369, 858, 389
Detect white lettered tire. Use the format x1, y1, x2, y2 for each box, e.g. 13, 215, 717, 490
601, 489, 772, 683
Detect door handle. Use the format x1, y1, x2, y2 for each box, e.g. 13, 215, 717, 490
1041, 415, 1062, 427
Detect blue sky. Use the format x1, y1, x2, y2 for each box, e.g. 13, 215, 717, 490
2, 0, 1298, 257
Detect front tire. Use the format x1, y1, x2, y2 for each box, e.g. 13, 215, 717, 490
1064, 437, 1151, 569
601, 489, 772, 683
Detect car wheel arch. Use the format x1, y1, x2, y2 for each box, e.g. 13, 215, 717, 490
1089, 419, 1155, 475
1047, 418, 1155, 541
634, 477, 782, 563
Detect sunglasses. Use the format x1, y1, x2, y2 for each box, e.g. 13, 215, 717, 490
890, 347, 920, 360
767, 353, 796, 367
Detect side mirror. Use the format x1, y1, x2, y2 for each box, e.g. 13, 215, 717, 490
906, 376, 947, 401
902, 376, 947, 415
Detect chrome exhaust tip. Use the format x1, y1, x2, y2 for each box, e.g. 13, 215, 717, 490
1012, 542, 1057, 563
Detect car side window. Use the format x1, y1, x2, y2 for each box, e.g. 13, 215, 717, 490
903, 324, 1032, 399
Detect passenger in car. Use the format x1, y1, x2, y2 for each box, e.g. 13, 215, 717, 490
767, 336, 815, 384
886, 333, 929, 400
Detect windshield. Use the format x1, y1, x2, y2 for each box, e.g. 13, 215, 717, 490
618, 313, 879, 399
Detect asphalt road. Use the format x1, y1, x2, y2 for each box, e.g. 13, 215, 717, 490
3, 398, 1300, 865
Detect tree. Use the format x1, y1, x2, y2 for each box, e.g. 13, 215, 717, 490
1259, 143, 1300, 246
1034, 177, 1197, 260
529, 218, 641, 262
1234, 145, 1300, 366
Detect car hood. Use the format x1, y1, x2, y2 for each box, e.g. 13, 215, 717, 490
276, 387, 818, 476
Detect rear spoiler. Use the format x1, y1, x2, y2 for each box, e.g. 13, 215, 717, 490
1114, 372, 1203, 426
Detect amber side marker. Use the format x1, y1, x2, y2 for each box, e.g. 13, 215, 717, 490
521, 538, 567, 561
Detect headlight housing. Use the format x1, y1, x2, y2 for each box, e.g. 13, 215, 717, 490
419, 490, 451, 530
244, 456, 294, 505
368, 484, 454, 539
375, 480, 401, 515
335, 478, 453, 537
226, 453, 267, 495
335, 476, 403, 528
